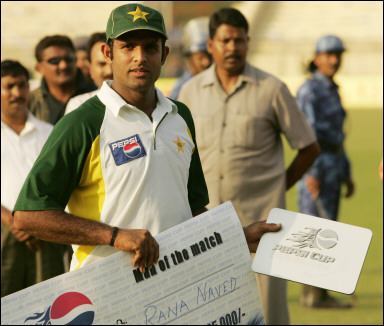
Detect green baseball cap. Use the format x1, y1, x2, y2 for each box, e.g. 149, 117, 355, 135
106, 3, 168, 42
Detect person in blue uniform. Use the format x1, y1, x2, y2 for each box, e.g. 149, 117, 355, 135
297, 35, 355, 308
169, 17, 212, 100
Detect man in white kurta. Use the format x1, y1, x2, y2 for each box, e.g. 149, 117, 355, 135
1, 60, 66, 297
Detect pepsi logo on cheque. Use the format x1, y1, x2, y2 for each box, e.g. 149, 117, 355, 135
109, 134, 147, 166
24, 292, 94, 325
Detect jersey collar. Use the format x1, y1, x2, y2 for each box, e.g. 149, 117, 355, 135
97, 81, 177, 118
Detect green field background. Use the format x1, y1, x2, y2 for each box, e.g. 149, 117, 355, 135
283, 109, 383, 325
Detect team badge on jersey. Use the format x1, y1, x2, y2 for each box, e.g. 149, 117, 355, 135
109, 134, 146, 166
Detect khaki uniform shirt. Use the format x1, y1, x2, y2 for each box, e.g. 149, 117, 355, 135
179, 62, 316, 226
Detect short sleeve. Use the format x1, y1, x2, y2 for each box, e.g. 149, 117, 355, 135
171, 99, 209, 211
13, 97, 105, 213
274, 82, 316, 150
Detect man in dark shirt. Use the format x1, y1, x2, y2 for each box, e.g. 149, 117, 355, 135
29, 35, 97, 124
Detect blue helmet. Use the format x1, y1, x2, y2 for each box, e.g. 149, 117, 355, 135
316, 35, 346, 54
182, 17, 209, 55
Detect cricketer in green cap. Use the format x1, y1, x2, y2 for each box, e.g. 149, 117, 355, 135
101, 2, 170, 115
106, 3, 168, 42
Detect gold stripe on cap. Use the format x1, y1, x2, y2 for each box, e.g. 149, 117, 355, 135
111, 8, 116, 35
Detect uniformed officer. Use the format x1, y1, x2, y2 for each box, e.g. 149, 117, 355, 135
297, 35, 355, 308
169, 16, 212, 100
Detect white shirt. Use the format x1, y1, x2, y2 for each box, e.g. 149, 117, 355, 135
1, 112, 53, 211
64, 89, 99, 115
29, 81, 202, 270
67, 81, 201, 269
13, 82, 208, 271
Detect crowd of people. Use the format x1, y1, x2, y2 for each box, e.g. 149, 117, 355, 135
1, 2, 381, 325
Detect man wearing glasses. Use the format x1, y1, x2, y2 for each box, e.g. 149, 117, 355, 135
28, 35, 97, 125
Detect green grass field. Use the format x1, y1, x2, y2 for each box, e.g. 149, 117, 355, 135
283, 109, 383, 325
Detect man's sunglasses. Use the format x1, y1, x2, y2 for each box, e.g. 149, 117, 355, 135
44, 55, 75, 65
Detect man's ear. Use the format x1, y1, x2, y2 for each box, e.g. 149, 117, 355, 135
313, 53, 321, 67
161, 46, 170, 65
102, 43, 112, 64
206, 38, 213, 55
35, 62, 42, 73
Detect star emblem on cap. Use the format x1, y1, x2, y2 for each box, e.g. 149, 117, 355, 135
128, 6, 149, 23
173, 136, 185, 154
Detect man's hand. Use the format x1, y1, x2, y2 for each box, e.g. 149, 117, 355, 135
113, 229, 159, 273
10, 224, 42, 252
306, 175, 321, 200
2, 205, 42, 252
25, 238, 43, 252
11, 226, 43, 252
345, 178, 355, 198
10, 226, 32, 242
286, 142, 320, 190
244, 220, 282, 253
13, 210, 159, 270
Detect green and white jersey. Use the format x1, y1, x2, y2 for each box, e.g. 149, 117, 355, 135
14, 81, 209, 270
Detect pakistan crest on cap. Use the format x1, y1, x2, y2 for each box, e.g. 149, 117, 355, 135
106, 3, 168, 42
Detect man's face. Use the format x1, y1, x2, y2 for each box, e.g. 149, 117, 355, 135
36, 46, 77, 87
89, 42, 113, 88
187, 51, 212, 76
103, 30, 169, 94
207, 24, 249, 75
1, 74, 29, 117
76, 49, 91, 80
314, 51, 343, 79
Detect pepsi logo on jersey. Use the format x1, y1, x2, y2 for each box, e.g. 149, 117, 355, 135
109, 134, 147, 166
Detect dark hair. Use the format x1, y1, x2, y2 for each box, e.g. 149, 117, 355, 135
107, 35, 166, 61
1, 60, 30, 80
35, 35, 75, 62
209, 8, 248, 39
87, 32, 107, 60
308, 60, 317, 73
107, 38, 114, 59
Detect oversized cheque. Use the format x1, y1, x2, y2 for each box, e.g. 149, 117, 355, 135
1, 202, 264, 325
